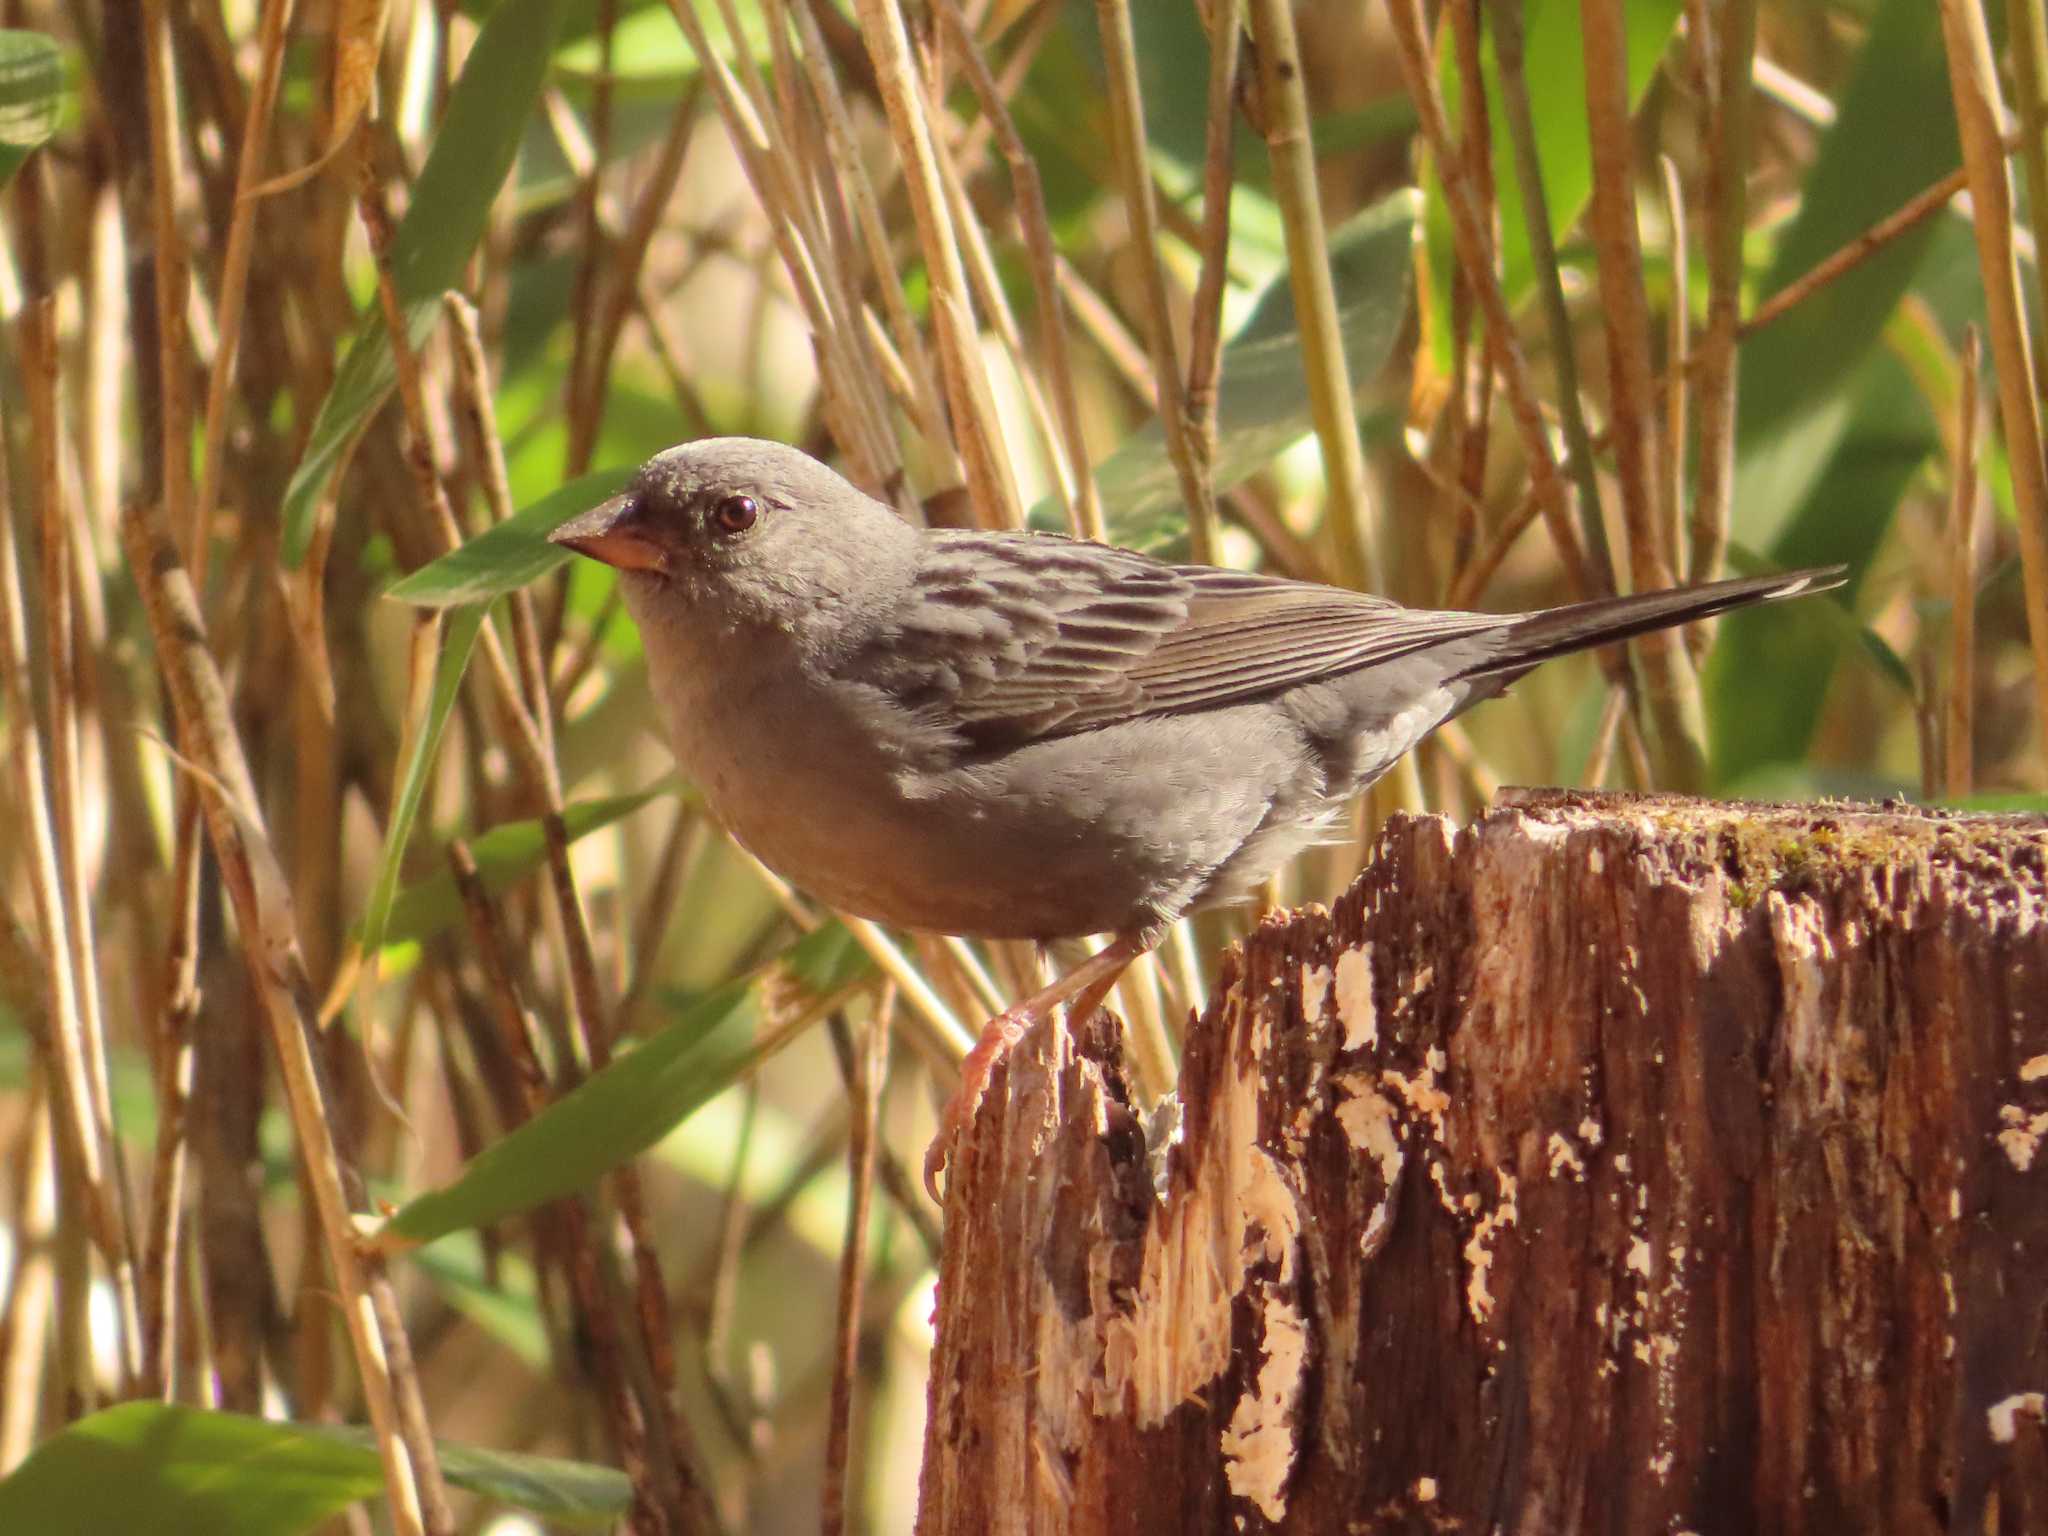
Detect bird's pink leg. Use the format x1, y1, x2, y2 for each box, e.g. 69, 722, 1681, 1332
924, 927, 1156, 1200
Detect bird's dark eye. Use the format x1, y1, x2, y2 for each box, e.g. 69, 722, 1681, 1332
711, 494, 758, 534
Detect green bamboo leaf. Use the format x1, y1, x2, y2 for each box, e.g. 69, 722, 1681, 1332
414, 1237, 550, 1368
365, 784, 672, 950
385, 466, 633, 607
1706, 350, 1933, 789
386, 923, 872, 1245
0, 31, 60, 184
0, 1403, 629, 1534
280, 0, 571, 566
1732, 0, 1956, 548
1065, 188, 1420, 553
360, 605, 486, 954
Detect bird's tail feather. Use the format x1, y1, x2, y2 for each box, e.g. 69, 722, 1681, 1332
1456, 565, 1848, 682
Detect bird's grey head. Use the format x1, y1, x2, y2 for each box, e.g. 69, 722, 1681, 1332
548, 438, 915, 628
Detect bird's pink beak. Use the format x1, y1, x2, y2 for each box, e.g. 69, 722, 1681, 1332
548, 495, 668, 574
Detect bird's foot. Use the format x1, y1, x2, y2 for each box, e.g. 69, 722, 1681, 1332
921, 927, 1156, 1203
923, 1004, 1035, 1201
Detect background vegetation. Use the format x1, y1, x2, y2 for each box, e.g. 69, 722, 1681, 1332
0, 0, 2040, 1531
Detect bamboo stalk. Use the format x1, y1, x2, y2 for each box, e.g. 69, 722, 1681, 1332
1246, 0, 1378, 589
194, 0, 293, 573
933, 0, 1103, 538
1092, 0, 1222, 562
1947, 327, 1982, 799
1938, 0, 2048, 770
140, 0, 194, 544
1583, 0, 1706, 791
785, 0, 952, 462
1659, 154, 1689, 580
8, 317, 142, 1394
120, 494, 442, 1536
1484, 0, 1615, 596
1383, 0, 1594, 602
1183, 0, 1243, 555
820, 993, 890, 1536
1688, 0, 1756, 587
2008, 0, 2048, 424
847, 0, 1023, 527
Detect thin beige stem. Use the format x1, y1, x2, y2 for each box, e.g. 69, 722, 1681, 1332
661, 1, 885, 485
13, 314, 142, 1390
121, 495, 439, 1536
140, 0, 194, 546
1659, 155, 1689, 585
1583, 0, 1705, 792
1484, 0, 1614, 598
848, 0, 1022, 527
820, 993, 890, 1536
1182, 0, 1243, 561
2008, 0, 2048, 426
1384, 0, 1593, 602
933, 0, 1103, 538
1947, 327, 1982, 799
1688, 0, 1755, 588
1093, 0, 1221, 561
1057, 256, 1157, 405
195, 0, 294, 574
1246, 0, 1377, 588
784, 0, 952, 461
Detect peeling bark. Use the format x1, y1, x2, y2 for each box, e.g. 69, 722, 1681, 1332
915, 790, 2048, 1535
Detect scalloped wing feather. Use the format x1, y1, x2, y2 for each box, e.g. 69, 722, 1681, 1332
843, 533, 1510, 750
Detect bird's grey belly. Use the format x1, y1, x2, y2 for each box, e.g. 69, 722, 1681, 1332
653, 639, 1467, 941
669, 689, 1319, 940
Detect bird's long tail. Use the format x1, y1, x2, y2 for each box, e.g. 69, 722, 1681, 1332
1456, 565, 1848, 682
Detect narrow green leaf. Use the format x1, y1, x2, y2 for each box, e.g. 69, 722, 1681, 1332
1733, 0, 1956, 547
387, 923, 872, 1244
0, 31, 61, 184
280, 0, 572, 565
0, 1403, 629, 1534
413, 1238, 550, 1368
385, 466, 633, 607
1707, 350, 1933, 788
360, 605, 486, 954
368, 785, 670, 949
1065, 189, 1420, 552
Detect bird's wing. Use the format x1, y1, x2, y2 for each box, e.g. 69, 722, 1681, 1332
843, 532, 1510, 750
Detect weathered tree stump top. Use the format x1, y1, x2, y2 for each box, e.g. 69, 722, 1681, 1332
919, 790, 2048, 1536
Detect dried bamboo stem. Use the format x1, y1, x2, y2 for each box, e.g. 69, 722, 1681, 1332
1938, 0, 2048, 769
8, 319, 142, 1391
821, 994, 890, 1536
1483, 0, 1615, 595
194, 0, 293, 571
1583, 0, 1707, 791
1384, 0, 1594, 601
1092, 0, 1221, 563
1183, 0, 1243, 553
934, 0, 1103, 539
848, 0, 1022, 526
120, 495, 442, 1536
1688, 0, 1755, 587
1946, 328, 1981, 798
1246, 0, 1377, 588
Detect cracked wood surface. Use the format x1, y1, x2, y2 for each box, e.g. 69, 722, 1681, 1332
915, 789, 2048, 1535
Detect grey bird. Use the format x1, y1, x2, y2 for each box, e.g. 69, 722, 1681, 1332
549, 437, 1845, 1195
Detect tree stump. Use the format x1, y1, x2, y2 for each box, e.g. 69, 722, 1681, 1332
916, 790, 2048, 1535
